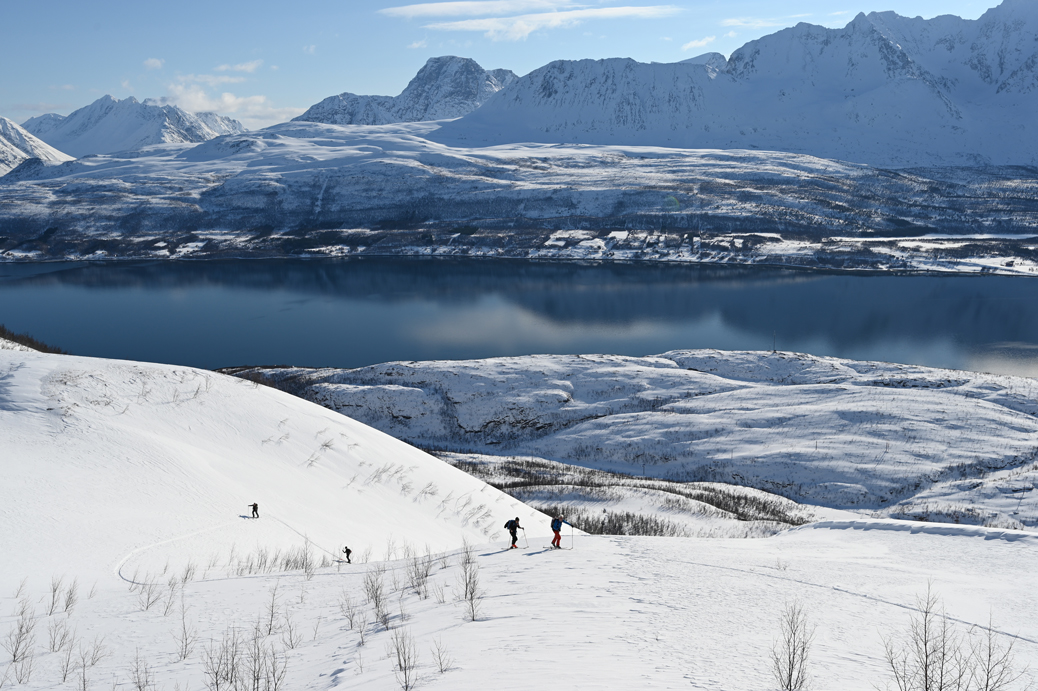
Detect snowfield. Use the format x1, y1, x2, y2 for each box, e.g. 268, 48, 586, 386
233, 350, 1038, 527
3, 343, 1038, 689
0, 344, 549, 598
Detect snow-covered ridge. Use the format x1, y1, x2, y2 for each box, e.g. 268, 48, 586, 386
0, 347, 548, 593
0, 117, 72, 176
232, 349, 1038, 525
22, 95, 246, 157
2, 120, 1038, 271
294, 56, 517, 126
434, 0, 1038, 166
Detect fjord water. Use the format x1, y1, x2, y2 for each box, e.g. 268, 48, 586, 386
1, 258, 1036, 376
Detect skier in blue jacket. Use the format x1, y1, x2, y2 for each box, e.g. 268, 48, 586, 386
550, 514, 568, 549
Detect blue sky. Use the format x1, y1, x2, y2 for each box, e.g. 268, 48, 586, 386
1, 0, 994, 129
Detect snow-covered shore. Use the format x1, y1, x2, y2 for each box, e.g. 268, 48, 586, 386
2, 122, 1038, 274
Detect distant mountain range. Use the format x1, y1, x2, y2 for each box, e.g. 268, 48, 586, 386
3, 2, 1038, 272
0, 117, 72, 176
432, 0, 1038, 166
22, 96, 246, 158
294, 56, 516, 126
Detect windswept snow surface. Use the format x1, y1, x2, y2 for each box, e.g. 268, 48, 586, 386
20, 95, 246, 158
1, 515, 1037, 689
434, 1, 1038, 167
294, 56, 517, 126
0, 348, 549, 597
0, 117, 72, 176
236, 350, 1038, 525
3, 120, 1038, 271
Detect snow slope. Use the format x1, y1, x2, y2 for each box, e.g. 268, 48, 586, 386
433, 1, 1038, 166
21, 95, 246, 157
0, 347, 549, 596
294, 56, 516, 126
0, 117, 72, 176
235, 350, 1038, 523
1, 515, 1036, 689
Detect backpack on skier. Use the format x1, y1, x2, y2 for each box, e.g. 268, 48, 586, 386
504, 519, 516, 531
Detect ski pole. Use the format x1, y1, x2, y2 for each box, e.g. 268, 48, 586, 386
522, 527, 529, 548
570, 523, 574, 550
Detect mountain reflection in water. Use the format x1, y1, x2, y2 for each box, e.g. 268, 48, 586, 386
0, 258, 1035, 375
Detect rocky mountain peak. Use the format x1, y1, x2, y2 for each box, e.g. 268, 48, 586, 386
293, 56, 517, 126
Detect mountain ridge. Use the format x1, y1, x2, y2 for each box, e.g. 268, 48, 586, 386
0, 116, 72, 176
294, 56, 517, 126
431, 0, 1038, 166
23, 95, 247, 158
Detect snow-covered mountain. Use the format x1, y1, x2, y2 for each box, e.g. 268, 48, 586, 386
434, 0, 1038, 166
3, 120, 1038, 272
22, 95, 246, 157
0, 116, 72, 176
294, 56, 517, 125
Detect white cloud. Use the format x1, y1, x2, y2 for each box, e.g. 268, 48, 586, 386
143, 58, 164, 70
178, 74, 247, 87
215, 60, 263, 73
121, 80, 132, 90
725, 31, 737, 38
424, 6, 681, 41
408, 39, 428, 48
721, 17, 785, 29
381, 1, 577, 19
158, 83, 305, 129
303, 45, 316, 54
660, 36, 672, 41
681, 35, 715, 51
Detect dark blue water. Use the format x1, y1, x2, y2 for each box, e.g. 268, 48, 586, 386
1, 258, 1036, 376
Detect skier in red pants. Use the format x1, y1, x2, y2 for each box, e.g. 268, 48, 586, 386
550, 514, 568, 549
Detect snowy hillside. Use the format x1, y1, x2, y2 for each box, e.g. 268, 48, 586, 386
0, 117, 71, 176
0, 347, 550, 596
233, 350, 1038, 526
21, 95, 246, 157
434, 0, 1038, 166
294, 56, 516, 126
3, 120, 1038, 273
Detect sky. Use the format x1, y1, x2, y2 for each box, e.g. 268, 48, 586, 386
0, 0, 996, 130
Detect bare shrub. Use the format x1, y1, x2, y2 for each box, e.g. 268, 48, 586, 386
59, 631, 79, 682
968, 616, 1026, 691
457, 545, 483, 622
406, 551, 434, 599
771, 600, 813, 691
129, 647, 155, 691
263, 582, 281, 636
137, 579, 162, 611
431, 637, 454, 673
201, 628, 242, 691
364, 566, 390, 630
339, 589, 359, 629
48, 575, 65, 615
48, 616, 73, 653
64, 578, 79, 614
883, 585, 1028, 691
172, 596, 197, 662
280, 612, 302, 650
389, 628, 420, 691
13, 651, 35, 684
2, 599, 36, 663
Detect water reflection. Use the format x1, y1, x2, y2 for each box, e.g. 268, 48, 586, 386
0, 258, 1035, 375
